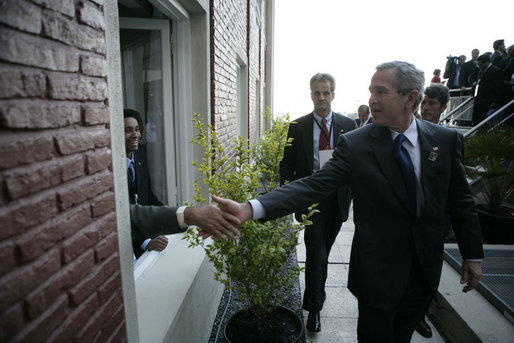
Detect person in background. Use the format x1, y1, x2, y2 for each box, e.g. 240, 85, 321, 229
491, 39, 506, 67
444, 55, 466, 90
421, 84, 450, 125
355, 104, 372, 127
430, 69, 442, 83
279, 73, 357, 332
124, 109, 168, 259
472, 54, 504, 125
214, 61, 483, 343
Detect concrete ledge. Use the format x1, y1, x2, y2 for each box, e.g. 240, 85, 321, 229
432, 259, 514, 342
135, 233, 223, 343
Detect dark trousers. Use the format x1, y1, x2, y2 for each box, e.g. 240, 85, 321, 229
302, 195, 343, 312
357, 256, 434, 343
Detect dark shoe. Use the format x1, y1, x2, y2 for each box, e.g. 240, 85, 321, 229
415, 318, 433, 338
306, 311, 321, 332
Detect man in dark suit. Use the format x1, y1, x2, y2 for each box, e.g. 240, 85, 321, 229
355, 104, 372, 127
472, 54, 504, 125
459, 48, 480, 94
214, 61, 484, 343
443, 55, 466, 89
280, 73, 357, 332
124, 109, 168, 258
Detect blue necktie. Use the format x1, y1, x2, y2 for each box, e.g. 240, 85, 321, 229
394, 134, 417, 214
127, 162, 136, 193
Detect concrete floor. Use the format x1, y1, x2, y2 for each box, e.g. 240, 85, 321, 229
296, 211, 444, 343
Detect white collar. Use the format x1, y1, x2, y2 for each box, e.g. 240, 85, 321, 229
390, 116, 418, 146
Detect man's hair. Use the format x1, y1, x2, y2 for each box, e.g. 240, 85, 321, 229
477, 54, 491, 63
507, 44, 514, 56
123, 109, 144, 133
471, 48, 479, 54
376, 61, 425, 110
358, 104, 370, 113
310, 73, 336, 92
424, 84, 450, 107
493, 39, 504, 50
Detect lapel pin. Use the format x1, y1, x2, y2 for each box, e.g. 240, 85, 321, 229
428, 151, 438, 162
433, 147, 439, 151
338, 129, 344, 136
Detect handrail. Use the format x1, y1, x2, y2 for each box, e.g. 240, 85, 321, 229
439, 96, 474, 124
464, 99, 514, 138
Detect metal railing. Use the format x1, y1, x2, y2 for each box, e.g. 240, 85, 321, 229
439, 96, 474, 125
464, 99, 514, 138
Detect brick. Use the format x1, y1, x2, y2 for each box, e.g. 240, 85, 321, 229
0, 248, 60, 310
90, 128, 111, 148
97, 271, 121, 303
4, 159, 61, 200
48, 72, 107, 101
69, 263, 104, 305
90, 191, 114, 217
56, 170, 113, 210
82, 102, 109, 125
42, 9, 106, 54
61, 154, 85, 181
86, 148, 112, 174
79, 1, 105, 30
0, 190, 58, 240
14, 294, 68, 343
95, 231, 118, 262
0, 64, 47, 99
0, 303, 24, 342
30, 0, 75, 17
0, 132, 54, 170
80, 54, 107, 77
0, 27, 79, 72
106, 320, 127, 343
0, 99, 80, 129
96, 211, 116, 238
46, 292, 99, 343
0, 240, 17, 276
0, 0, 41, 34
78, 292, 121, 342
62, 222, 102, 264
101, 253, 120, 278
54, 128, 96, 155
93, 302, 124, 343
16, 203, 91, 263
26, 249, 94, 319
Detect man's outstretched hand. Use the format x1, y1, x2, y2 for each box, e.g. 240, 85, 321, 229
185, 205, 241, 241
212, 195, 253, 224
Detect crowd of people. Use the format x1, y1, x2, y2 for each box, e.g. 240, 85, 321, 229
433, 39, 514, 125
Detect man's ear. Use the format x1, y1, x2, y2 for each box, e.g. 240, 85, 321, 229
405, 90, 419, 110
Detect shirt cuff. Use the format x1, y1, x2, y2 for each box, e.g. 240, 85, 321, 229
141, 238, 151, 250
249, 199, 265, 220
176, 206, 187, 228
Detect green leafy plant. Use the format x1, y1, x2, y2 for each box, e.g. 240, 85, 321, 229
464, 125, 514, 216
183, 111, 315, 323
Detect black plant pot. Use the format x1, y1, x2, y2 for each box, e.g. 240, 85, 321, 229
477, 205, 514, 244
224, 306, 304, 343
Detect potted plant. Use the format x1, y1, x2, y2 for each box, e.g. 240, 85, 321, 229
183, 112, 315, 343
464, 124, 514, 243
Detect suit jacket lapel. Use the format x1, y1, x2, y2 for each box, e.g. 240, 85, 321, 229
370, 125, 413, 214
416, 119, 441, 217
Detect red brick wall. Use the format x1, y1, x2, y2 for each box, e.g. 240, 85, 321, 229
0, 0, 126, 342
211, 0, 266, 149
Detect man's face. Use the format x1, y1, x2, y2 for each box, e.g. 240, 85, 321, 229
368, 69, 414, 129
358, 108, 370, 122
311, 81, 334, 116
499, 43, 506, 53
458, 56, 466, 65
124, 117, 141, 155
477, 60, 488, 71
421, 95, 446, 124
471, 50, 479, 60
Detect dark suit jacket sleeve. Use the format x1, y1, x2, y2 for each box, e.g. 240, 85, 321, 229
129, 204, 183, 241
446, 133, 484, 259
260, 134, 352, 220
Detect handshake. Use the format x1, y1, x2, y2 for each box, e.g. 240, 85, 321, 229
194, 195, 254, 240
